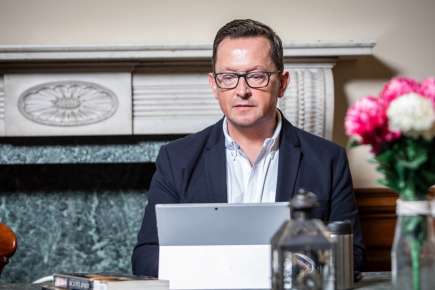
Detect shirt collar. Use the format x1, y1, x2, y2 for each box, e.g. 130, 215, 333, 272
222, 110, 282, 153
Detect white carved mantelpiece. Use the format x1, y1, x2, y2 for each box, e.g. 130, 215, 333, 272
0, 78, 4, 135
4, 73, 131, 136
0, 42, 375, 138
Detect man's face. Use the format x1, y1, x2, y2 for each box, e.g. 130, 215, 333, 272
209, 36, 289, 131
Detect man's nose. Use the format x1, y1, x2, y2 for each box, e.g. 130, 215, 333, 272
236, 77, 251, 98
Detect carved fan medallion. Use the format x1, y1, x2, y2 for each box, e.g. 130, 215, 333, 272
18, 81, 118, 127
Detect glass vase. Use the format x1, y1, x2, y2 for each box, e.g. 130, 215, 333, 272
391, 200, 435, 290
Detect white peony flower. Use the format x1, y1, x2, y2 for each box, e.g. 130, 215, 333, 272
387, 92, 435, 140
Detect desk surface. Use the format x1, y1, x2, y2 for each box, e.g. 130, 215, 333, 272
0, 272, 392, 290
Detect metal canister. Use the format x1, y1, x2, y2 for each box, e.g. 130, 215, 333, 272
328, 221, 354, 290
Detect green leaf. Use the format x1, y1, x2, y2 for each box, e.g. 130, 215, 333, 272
375, 151, 394, 164
397, 153, 427, 169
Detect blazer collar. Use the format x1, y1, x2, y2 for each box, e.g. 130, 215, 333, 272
204, 118, 227, 203
276, 118, 302, 202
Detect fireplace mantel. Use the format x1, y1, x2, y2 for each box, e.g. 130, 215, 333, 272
0, 42, 374, 62
0, 41, 375, 140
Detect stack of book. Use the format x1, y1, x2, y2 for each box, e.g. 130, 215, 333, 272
40, 273, 169, 290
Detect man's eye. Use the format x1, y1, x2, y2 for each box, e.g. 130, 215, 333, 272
248, 73, 266, 80
221, 74, 236, 80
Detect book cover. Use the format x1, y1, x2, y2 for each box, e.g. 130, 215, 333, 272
40, 283, 64, 290
52, 273, 169, 290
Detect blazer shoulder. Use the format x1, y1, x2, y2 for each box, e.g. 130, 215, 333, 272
292, 126, 345, 157
166, 121, 220, 148
160, 120, 222, 164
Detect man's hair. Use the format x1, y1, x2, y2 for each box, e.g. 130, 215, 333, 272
212, 19, 284, 72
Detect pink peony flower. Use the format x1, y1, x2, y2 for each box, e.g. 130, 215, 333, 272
345, 95, 400, 153
345, 96, 386, 137
379, 77, 420, 104
420, 77, 435, 107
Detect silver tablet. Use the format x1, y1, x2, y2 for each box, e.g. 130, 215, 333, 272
156, 202, 289, 246
157, 202, 290, 289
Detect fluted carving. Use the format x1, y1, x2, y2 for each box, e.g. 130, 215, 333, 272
133, 74, 221, 134
133, 66, 334, 139
278, 65, 334, 139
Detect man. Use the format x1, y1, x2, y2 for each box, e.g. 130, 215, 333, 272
132, 19, 364, 277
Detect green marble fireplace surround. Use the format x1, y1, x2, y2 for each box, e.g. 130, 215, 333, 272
0, 136, 175, 282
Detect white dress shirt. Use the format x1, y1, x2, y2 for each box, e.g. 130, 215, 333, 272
223, 112, 282, 203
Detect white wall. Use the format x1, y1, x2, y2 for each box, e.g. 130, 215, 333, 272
1, 0, 434, 188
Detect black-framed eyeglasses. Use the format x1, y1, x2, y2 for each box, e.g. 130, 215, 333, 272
213, 71, 281, 89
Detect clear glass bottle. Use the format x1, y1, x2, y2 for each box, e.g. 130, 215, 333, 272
432, 200, 435, 242
271, 189, 334, 290
391, 199, 435, 290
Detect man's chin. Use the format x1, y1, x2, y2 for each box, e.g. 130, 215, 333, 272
227, 117, 259, 129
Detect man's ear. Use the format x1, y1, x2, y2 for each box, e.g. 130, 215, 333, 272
208, 73, 218, 99
278, 71, 290, 98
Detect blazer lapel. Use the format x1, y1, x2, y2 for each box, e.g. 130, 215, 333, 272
204, 122, 228, 203
276, 119, 302, 202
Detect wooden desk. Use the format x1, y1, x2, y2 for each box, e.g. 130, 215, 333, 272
355, 189, 397, 272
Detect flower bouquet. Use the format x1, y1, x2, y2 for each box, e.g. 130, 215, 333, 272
345, 77, 435, 290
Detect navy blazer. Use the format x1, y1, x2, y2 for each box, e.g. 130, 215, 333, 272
132, 117, 365, 276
